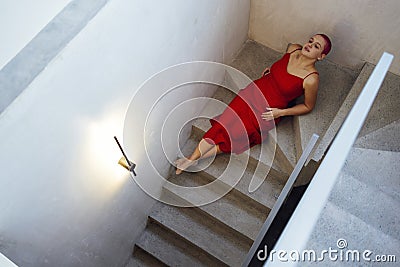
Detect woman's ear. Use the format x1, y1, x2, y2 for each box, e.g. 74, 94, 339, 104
318, 54, 327, 61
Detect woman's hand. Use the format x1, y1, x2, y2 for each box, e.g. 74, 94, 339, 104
262, 108, 283, 121
261, 66, 270, 76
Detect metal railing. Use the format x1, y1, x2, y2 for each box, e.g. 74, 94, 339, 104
265, 52, 394, 266
241, 133, 320, 267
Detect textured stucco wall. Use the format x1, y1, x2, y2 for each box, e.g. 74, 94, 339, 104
249, 0, 400, 75
0, 0, 250, 266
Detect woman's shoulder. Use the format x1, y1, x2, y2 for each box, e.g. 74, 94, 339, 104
304, 71, 319, 88
286, 43, 302, 53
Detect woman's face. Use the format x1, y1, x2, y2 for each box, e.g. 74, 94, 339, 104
301, 35, 327, 60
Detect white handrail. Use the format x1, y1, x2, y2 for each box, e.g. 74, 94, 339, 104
0, 253, 18, 267
265, 52, 394, 267
241, 133, 319, 267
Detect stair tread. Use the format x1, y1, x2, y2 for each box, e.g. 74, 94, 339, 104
164, 170, 269, 241
355, 118, 400, 152
149, 201, 251, 267
191, 116, 289, 178
180, 137, 286, 209
359, 69, 400, 138
342, 147, 400, 202
229, 40, 282, 81
307, 201, 400, 259
274, 116, 296, 168
312, 62, 374, 161
330, 172, 400, 239
127, 246, 168, 267
294, 59, 358, 158
136, 221, 225, 267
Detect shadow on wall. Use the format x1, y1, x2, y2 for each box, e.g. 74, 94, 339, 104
331, 19, 364, 71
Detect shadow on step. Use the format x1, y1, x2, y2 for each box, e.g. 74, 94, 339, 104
248, 183, 309, 267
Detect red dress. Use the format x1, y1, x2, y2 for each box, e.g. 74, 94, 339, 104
203, 51, 315, 154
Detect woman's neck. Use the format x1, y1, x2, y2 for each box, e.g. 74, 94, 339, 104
294, 53, 317, 69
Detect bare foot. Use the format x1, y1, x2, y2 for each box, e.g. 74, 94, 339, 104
175, 158, 197, 175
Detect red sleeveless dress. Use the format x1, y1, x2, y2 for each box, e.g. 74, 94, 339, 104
203, 51, 316, 154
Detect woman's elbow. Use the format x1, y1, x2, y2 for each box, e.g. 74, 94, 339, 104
303, 104, 314, 114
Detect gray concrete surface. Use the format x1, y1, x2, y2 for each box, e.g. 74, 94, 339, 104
312, 63, 374, 161
191, 116, 288, 182
355, 119, 400, 152
0, 0, 109, 114
359, 70, 400, 137
295, 60, 358, 158
306, 144, 400, 265
127, 246, 167, 267
135, 221, 224, 267
342, 147, 400, 202
330, 172, 400, 239
149, 202, 250, 267
164, 171, 268, 241
305, 201, 400, 267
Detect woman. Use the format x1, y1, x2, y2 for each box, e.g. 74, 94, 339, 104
175, 34, 332, 175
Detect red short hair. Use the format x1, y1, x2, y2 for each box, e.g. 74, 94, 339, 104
317, 33, 332, 55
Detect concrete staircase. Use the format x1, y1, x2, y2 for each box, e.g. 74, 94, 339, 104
304, 70, 400, 265
304, 148, 400, 266
124, 39, 400, 266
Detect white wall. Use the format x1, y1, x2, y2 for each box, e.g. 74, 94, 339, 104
0, 0, 72, 69
0, 0, 250, 266
249, 0, 400, 75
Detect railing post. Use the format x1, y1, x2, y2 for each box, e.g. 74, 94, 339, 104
241, 134, 319, 267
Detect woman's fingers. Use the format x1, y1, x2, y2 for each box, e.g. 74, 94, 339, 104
262, 111, 274, 121
262, 108, 280, 120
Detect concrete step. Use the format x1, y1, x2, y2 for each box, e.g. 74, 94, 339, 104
135, 220, 225, 267
329, 172, 400, 240
312, 62, 373, 162
164, 169, 269, 241
342, 147, 400, 202
149, 201, 252, 267
294, 57, 358, 160
179, 137, 285, 210
273, 116, 297, 169
229, 40, 282, 81
191, 116, 289, 182
355, 119, 400, 152
127, 246, 167, 267
212, 83, 237, 103
359, 69, 400, 138
306, 201, 400, 266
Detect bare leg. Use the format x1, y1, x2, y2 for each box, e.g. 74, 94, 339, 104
175, 139, 222, 174
199, 143, 222, 159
